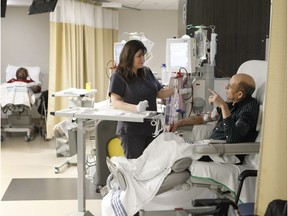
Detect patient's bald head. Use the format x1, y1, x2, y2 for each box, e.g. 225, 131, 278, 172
233, 73, 256, 96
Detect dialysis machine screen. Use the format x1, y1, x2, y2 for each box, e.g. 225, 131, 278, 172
166, 38, 196, 73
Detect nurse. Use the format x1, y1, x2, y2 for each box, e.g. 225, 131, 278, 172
109, 40, 174, 159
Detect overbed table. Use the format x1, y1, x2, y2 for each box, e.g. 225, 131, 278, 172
52, 100, 159, 215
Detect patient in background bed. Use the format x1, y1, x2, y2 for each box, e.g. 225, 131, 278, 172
170, 73, 259, 163
7, 67, 41, 93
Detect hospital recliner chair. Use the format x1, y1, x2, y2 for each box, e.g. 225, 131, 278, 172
166, 59, 267, 215
94, 120, 193, 195
147, 59, 267, 205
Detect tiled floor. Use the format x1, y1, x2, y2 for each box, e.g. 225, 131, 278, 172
1, 133, 102, 216
1, 131, 219, 216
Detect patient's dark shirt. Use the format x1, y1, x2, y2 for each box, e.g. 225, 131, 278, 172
201, 96, 259, 163
210, 96, 259, 143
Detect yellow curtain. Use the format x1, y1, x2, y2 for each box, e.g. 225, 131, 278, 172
46, 0, 118, 138
255, 0, 287, 214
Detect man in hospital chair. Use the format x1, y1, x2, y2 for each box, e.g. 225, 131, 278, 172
7, 67, 41, 93
102, 73, 259, 216
170, 73, 259, 164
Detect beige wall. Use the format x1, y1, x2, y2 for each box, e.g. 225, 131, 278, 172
118, 9, 178, 74
1, 7, 177, 91
1, 7, 177, 119
1, 7, 50, 91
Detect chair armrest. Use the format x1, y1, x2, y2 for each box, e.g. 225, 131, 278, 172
235, 170, 258, 204
192, 142, 260, 155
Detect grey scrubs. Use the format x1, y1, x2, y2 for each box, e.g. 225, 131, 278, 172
109, 67, 162, 159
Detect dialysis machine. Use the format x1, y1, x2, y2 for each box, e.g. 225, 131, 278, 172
164, 25, 218, 125
111, 28, 218, 124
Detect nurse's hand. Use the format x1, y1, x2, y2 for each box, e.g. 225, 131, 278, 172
136, 100, 149, 112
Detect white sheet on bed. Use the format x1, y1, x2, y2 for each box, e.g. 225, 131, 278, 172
0, 82, 36, 109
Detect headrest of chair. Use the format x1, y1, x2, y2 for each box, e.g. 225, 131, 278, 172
237, 60, 268, 105
6, 64, 41, 83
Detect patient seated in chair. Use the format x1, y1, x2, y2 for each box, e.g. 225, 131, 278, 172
101, 73, 260, 216
7, 67, 41, 93
171, 73, 259, 163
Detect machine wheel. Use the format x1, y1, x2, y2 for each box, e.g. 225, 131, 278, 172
96, 185, 103, 193
24, 135, 31, 142
34, 126, 40, 134
40, 130, 47, 141
54, 167, 60, 174
43, 132, 47, 141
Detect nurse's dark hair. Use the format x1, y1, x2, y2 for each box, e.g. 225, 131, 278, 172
117, 40, 147, 81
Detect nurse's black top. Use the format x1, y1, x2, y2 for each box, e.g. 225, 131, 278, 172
109, 67, 163, 136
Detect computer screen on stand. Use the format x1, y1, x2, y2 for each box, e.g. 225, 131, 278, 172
166, 37, 197, 74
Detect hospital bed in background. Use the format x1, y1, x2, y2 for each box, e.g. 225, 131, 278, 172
1, 64, 46, 142
102, 60, 267, 216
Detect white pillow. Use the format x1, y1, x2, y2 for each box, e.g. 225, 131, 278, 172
6, 64, 41, 83
244, 154, 259, 169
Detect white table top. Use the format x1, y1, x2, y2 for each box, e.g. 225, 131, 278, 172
51, 106, 159, 122
51, 99, 163, 122
52, 88, 97, 97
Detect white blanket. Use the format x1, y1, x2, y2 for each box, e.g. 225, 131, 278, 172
101, 132, 201, 216
0, 82, 36, 109
101, 132, 256, 215
189, 160, 256, 203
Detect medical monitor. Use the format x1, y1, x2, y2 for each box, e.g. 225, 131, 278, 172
114, 42, 125, 66
28, 0, 58, 15
166, 38, 196, 73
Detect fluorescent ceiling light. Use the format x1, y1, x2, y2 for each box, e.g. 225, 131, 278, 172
7, 0, 31, 6
101, 2, 122, 8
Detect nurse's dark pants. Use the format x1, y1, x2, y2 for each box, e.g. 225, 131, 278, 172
120, 135, 154, 159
